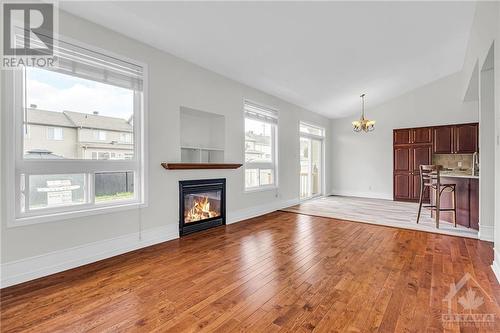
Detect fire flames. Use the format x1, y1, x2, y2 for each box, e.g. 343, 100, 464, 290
185, 196, 220, 223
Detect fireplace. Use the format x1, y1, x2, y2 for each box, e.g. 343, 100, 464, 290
179, 178, 226, 236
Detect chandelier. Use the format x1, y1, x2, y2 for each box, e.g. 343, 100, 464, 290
352, 93, 375, 132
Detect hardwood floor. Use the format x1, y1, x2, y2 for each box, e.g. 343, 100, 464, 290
1, 211, 499, 332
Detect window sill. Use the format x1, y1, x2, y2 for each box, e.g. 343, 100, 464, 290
244, 185, 278, 194
9, 202, 147, 228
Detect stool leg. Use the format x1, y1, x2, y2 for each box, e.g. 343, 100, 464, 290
435, 187, 440, 229
452, 186, 457, 228
416, 182, 424, 224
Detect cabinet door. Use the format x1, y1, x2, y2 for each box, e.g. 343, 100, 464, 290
394, 147, 412, 201
470, 179, 479, 230
412, 127, 432, 144
394, 174, 412, 200
412, 174, 429, 201
394, 147, 410, 172
394, 129, 411, 145
411, 145, 432, 171
410, 145, 432, 201
433, 126, 454, 153
436, 177, 471, 228
455, 124, 478, 154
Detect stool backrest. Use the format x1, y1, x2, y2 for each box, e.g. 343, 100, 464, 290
419, 164, 442, 186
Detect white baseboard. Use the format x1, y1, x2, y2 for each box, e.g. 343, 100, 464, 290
1, 225, 178, 288
227, 198, 299, 225
478, 224, 495, 242
330, 190, 392, 200
491, 248, 500, 284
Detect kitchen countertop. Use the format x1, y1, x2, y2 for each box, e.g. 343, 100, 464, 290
440, 171, 479, 179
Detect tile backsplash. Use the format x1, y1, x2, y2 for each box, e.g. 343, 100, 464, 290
433, 154, 473, 171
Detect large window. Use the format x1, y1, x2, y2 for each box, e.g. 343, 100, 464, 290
5, 35, 146, 224
244, 101, 278, 190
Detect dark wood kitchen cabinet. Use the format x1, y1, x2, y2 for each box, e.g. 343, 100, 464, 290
394, 146, 410, 172
433, 123, 478, 154
454, 123, 478, 154
469, 179, 479, 229
411, 145, 432, 201
393, 143, 432, 202
413, 127, 432, 144
393, 122, 478, 203
393, 146, 412, 201
430, 177, 479, 230
411, 145, 433, 171
393, 127, 432, 145
433, 126, 454, 153
394, 174, 412, 200
393, 129, 411, 145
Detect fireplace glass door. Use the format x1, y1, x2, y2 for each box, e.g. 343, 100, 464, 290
179, 178, 226, 236
184, 190, 222, 224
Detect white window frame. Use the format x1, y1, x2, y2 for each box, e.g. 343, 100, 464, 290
24, 124, 31, 139
243, 100, 279, 192
299, 121, 326, 201
300, 121, 325, 138
3, 35, 149, 227
120, 132, 132, 143
93, 130, 107, 141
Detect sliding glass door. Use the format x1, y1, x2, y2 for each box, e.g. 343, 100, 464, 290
299, 123, 325, 200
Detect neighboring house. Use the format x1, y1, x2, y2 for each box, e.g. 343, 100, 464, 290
244, 131, 271, 162
25, 108, 134, 160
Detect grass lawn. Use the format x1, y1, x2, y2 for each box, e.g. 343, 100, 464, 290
95, 192, 134, 202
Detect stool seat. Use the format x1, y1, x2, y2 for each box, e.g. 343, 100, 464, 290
416, 165, 458, 229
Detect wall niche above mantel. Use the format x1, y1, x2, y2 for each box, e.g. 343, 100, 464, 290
180, 106, 225, 163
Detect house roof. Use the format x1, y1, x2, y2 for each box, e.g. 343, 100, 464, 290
27, 108, 75, 127
24, 149, 65, 159
63, 111, 133, 132
26, 108, 132, 132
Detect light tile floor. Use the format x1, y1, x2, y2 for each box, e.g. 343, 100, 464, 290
281, 195, 479, 239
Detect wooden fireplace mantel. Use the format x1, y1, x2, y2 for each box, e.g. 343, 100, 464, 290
161, 163, 243, 170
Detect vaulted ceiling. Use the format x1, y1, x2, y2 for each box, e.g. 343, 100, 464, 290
60, 1, 476, 118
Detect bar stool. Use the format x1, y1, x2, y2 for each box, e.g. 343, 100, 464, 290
416, 165, 457, 228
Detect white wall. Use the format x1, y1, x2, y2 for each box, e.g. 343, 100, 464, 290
461, 2, 499, 98
0, 10, 331, 286
459, 1, 500, 280
496, 2, 500, 282
179, 107, 225, 150
330, 72, 478, 199
479, 65, 495, 241
494, 3, 500, 282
